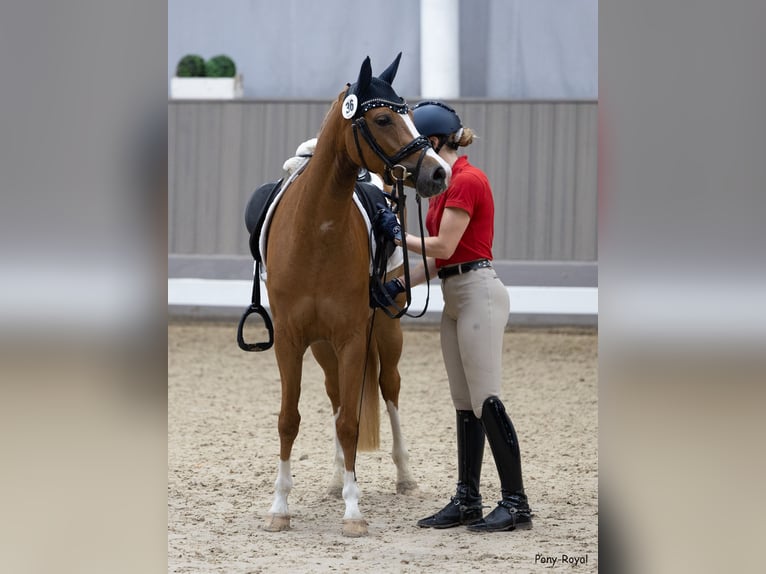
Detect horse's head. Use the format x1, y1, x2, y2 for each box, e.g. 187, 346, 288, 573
341, 53, 450, 198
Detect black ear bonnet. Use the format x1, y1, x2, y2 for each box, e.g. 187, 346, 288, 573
343, 53, 408, 119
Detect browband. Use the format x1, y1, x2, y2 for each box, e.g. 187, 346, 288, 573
356, 98, 409, 117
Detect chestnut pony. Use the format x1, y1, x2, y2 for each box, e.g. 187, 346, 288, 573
262, 54, 450, 537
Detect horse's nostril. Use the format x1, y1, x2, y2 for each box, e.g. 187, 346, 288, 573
433, 167, 446, 183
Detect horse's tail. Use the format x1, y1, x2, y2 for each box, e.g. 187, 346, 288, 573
356, 341, 381, 451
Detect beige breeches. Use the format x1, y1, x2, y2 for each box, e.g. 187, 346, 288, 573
440, 267, 510, 418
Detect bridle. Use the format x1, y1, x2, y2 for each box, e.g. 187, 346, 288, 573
349, 98, 431, 187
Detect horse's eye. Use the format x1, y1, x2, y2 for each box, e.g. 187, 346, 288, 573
374, 114, 392, 127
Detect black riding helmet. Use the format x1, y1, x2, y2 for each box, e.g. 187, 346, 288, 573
412, 101, 463, 153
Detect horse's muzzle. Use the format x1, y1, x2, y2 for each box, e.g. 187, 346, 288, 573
415, 163, 449, 198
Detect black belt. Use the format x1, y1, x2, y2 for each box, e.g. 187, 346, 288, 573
437, 259, 492, 279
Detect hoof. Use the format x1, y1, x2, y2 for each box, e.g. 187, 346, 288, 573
263, 513, 291, 532
342, 518, 368, 537
396, 479, 420, 495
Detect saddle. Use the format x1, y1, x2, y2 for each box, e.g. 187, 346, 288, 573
243, 175, 398, 267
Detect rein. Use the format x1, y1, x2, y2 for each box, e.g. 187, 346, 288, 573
370, 165, 432, 319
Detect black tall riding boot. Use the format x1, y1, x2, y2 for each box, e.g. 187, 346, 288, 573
417, 410, 485, 528
467, 396, 533, 532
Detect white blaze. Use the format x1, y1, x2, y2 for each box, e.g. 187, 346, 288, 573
401, 113, 452, 185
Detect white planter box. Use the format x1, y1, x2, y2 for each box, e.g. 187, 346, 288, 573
170, 75, 244, 99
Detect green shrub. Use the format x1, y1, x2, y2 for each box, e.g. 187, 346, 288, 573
176, 54, 206, 77
205, 55, 236, 78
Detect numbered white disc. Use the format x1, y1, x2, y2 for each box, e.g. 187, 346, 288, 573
342, 94, 358, 119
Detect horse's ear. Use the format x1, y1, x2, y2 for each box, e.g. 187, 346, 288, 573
378, 52, 402, 85
357, 56, 372, 94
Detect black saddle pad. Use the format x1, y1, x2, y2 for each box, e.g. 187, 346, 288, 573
244, 178, 283, 261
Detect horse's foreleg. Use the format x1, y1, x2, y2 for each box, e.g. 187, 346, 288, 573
263, 335, 305, 532
310, 341, 344, 497
336, 337, 369, 537
336, 408, 367, 537
264, 459, 292, 531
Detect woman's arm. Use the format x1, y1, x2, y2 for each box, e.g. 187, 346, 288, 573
402, 207, 470, 260
380, 257, 436, 302
402, 257, 438, 287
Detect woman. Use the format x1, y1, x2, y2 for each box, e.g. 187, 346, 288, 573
382, 101, 532, 532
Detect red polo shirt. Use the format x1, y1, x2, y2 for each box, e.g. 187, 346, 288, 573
425, 155, 495, 269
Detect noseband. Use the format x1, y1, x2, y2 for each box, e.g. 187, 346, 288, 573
350, 99, 431, 185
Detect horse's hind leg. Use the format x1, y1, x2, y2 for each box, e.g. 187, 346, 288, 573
374, 311, 419, 494
310, 341, 344, 498
264, 335, 305, 532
